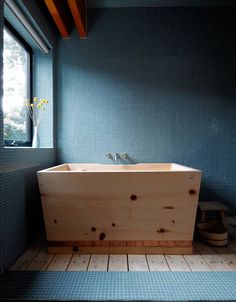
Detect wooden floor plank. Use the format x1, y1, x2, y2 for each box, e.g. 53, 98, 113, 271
200, 254, 232, 271
214, 246, 236, 271
11, 238, 236, 272
214, 253, 236, 271
108, 255, 128, 271
87, 254, 108, 271
10, 241, 42, 271
226, 217, 236, 238
195, 242, 231, 271
27, 249, 54, 271
67, 254, 90, 271
165, 255, 191, 271
46, 254, 72, 271
214, 246, 235, 254
128, 255, 149, 271
228, 239, 236, 252
146, 255, 170, 271
194, 242, 216, 254
184, 254, 211, 271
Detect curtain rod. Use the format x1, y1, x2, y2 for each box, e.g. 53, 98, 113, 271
5, 0, 50, 54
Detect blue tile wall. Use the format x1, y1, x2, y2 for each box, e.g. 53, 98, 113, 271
0, 1, 57, 273
33, 49, 54, 148
56, 8, 236, 212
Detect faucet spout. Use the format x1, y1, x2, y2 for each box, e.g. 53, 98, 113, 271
114, 153, 119, 164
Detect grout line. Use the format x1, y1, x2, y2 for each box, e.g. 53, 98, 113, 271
125, 254, 128, 272
86, 254, 91, 272
44, 254, 55, 271
107, 254, 110, 272
13, 240, 236, 272
164, 255, 171, 271
183, 254, 193, 272
66, 253, 74, 271
127, 254, 130, 272
145, 254, 150, 271
182, 255, 193, 272
24, 244, 43, 271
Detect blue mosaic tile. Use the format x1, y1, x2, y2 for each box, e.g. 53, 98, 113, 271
0, 1, 56, 273
56, 7, 236, 213
0, 271, 235, 301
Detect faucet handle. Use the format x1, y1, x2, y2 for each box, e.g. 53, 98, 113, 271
106, 153, 113, 159
121, 153, 128, 160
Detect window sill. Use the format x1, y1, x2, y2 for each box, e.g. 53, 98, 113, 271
4, 146, 54, 149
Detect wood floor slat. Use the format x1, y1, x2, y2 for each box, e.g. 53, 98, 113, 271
47, 254, 72, 271
214, 246, 236, 271
165, 255, 191, 271
10, 241, 42, 271
27, 249, 54, 271
184, 254, 211, 271
146, 255, 170, 271
195, 242, 232, 271
228, 239, 236, 252
67, 254, 90, 271
88, 255, 108, 271
108, 255, 128, 271
10, 239, 236, 272
128, 255, 149, 271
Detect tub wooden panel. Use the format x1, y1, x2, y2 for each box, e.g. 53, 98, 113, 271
38, 163, 202, 254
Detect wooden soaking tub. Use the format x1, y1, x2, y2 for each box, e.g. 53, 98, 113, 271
37, 163, 202, 254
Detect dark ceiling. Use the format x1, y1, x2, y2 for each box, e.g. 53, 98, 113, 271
35, 0, 236, 39
87, 0, 236, 7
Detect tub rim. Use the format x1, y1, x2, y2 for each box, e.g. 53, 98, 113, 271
37, 163, 202, 173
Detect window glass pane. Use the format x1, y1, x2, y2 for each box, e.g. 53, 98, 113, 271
3, 27, 30, 142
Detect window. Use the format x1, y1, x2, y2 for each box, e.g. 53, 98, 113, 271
3, 20, 32, 147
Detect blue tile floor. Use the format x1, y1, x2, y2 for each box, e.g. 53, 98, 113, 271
0, 271, 235, 301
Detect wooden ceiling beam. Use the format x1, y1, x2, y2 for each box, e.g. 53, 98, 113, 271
44, 0, 72, 38
67, 0, 87, 38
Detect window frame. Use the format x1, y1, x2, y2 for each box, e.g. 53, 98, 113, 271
3, 19, 33, 147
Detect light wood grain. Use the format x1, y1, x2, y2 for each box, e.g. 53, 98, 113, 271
38, 163, 201, 254
108, 255, 128, 271
226, 217, 236, 238
184, 254, 211, 271
199, 254, 232, 271
198, 202, 228, 212
214, 246, 236, 271
67, 0, 87, 38
165, 255, 191, 271
87, 255, 108, 271
128, 255, 149, 271
10, 241, 42, 271
146, 255, 170, 271
195, 242, 231, 271
46, 254, 72, 271
67, 254, 90, 271
44, 0, 72, 37
228, 239, 236, 252
27, 249, 54, 271
48, 246, 192, 255
194, 242, 216, 254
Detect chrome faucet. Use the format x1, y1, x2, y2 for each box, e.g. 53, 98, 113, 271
121, 153, 128, 160
106, 153, 128, 163
114, 153, 119, 163
106, 153, 113, 160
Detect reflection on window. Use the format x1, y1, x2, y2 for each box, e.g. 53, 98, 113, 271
3, 24, 31, 145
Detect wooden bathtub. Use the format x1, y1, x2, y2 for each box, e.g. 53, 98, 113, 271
37, 163, 202, 254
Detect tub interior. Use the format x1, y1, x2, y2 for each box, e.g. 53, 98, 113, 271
41, 163, 199, 172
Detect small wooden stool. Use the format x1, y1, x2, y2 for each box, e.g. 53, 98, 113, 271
198, 202, 228, 227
